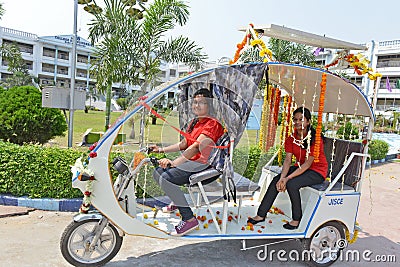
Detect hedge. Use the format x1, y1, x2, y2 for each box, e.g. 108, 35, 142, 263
0, 141, 82, 198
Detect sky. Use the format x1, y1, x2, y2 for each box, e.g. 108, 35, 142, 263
0, 0, 398, 61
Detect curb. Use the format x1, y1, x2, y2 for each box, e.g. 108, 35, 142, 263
0, 194, 171, 213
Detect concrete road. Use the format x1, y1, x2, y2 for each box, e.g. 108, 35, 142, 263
0, 162, 399, 267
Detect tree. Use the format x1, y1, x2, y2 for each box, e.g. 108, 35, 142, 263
0, 86, 67, 145
1, 43, 35, 88
268, 38, 316, 66
80, 0, 207, 130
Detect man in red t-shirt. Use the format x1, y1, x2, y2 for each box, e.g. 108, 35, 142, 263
152, 89, 224, 236
248, 107, 328, 230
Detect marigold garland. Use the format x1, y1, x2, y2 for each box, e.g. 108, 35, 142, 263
285, 96, 292, 140
314, 73, 327, 163
229, 33, 250, 64
325, 53, 382, 80
345, 222, 359, 244
250, 39, 273, 62
133, 152, 146, 168
266, 87, 276, 151
278, 96, 288, 165
259, 84, 270, 152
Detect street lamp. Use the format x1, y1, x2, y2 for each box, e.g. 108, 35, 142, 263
68, 0, 79, 147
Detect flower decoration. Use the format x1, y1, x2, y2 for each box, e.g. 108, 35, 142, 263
229, 33, 249, 64
250, 39, 273, 62
314, 73, 327, 162
74, 142, 99, 214
325, 53, 382, 80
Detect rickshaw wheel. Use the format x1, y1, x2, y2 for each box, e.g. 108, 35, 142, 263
60, 219, 123, 267
301, 221, 346, 267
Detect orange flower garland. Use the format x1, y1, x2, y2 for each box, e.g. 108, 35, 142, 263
314, 73, 327, 163
266, 87, 276, 151
258, 84, 270, 152
229, 33, 250, 64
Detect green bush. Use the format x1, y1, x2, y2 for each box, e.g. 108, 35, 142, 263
337, 122, 359, 140
0, 141, 164, 199
0, 86, 67, 145
368, 139, 389, 160
0, 141, 82, 198
233, 145, 281, 181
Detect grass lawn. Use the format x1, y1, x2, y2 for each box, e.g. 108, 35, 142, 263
49, 110, 259, 149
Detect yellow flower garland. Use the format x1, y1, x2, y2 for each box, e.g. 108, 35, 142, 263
250, 39, 273, 62
345, 222, 360, 244
259, 84, 270, 152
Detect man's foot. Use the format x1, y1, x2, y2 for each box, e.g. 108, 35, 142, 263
162, 203, 178, 213
247, 215, 265, 225
170, 218, 199, 236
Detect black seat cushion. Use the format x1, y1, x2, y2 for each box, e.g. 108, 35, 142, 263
189, 168, 221, 185
309, 180, 354, 191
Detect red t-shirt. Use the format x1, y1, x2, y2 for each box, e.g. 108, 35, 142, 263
284, 134, 328, 178
186, 117, 224, 164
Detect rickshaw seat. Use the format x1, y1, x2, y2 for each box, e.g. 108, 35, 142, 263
189, 168, 221, 185
323, 137, 364, 189
309, 180, 354, 191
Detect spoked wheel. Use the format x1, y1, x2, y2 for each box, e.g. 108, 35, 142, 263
302, 221, 346, 267
60, 219, 123, 267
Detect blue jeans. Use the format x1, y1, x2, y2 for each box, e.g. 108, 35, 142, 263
257, 166, 324, 221
153, 161, 213, 221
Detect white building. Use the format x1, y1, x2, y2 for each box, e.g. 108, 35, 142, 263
315, 40, 400, 112
0, 27, 97, 91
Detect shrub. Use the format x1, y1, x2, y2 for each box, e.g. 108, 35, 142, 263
233, 145, 281, 181
368, 139, 389, 160
337, 122, 359, 140
0, 86, 67, 145
0, 141, 82, 198
0, 141, 164, 199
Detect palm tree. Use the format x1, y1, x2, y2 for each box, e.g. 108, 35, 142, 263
81, 0, 207, 130
268, 38, 315, 66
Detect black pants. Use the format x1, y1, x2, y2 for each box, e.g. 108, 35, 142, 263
153, 161, 212, 221
257, 166, 324, 221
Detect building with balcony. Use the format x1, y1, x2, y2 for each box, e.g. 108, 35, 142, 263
315, 40, 400, 113
0, 26, 98, 92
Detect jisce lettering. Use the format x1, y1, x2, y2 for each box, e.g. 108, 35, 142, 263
328, 198, 344, 206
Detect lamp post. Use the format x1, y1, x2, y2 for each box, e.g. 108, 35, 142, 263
68, 0, 79, 147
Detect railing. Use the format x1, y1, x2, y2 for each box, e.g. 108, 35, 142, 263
376, 61, 400, 68
42, 68, 54, 73
375, 104, 400, 111
57, 70, 69, 75
379, 40, 400, 47
1, 27, 38, 40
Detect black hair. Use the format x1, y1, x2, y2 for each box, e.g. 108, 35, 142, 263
193, 88, 212, 98
187, 88, 213, 133
292, 107, 316, 149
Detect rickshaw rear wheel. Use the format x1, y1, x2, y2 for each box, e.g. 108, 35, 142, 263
60, 219, 123, 267
301, 221, 346, 267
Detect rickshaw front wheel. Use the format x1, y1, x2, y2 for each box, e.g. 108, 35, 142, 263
60, 219, 123, 267
301, 221, 345, 267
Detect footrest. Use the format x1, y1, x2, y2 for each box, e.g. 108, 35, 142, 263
233, 173, 260, 194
